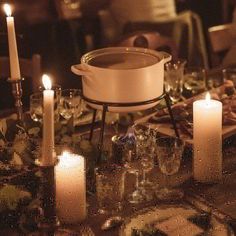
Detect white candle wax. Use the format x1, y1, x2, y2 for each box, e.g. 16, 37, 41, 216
56, 152, 86, 224
42, 75, 54, 166
193, 93, 222, 183
4, 4, 21, 80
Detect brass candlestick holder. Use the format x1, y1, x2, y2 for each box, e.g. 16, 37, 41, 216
7, 78, 23, 121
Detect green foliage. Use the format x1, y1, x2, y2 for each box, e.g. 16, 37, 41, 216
0, 185, 31, 212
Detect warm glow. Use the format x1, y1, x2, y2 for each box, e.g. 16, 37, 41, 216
61, 151, 70, 158
205, 92, 211, 102
42, 74, 52, 90
3, 4, 11, 16
59, 151, 83, 168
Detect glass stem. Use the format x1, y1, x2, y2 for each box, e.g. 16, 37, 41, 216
163, 173, 170, 191
135, 172, 140, 189
114, 121, 119, 134
142, 170, 147, 184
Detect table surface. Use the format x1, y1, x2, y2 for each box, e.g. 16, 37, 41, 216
2, 136, 235, 236
81, 137, 236, 236
1, 68, 236, 235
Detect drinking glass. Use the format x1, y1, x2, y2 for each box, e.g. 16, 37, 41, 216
38, 84, 62, 100
30, 87, 61, 123
223, 68, 236, 88
222, 68, 236, 114
164, 59, 186, 103
63, 0, 80, 10
59, 89, 82, 125
155, 136, 185, 200
133, 122, 156, 201
95, 164, 125, 215
30, 92, 43, 123
184, 67, 207, 96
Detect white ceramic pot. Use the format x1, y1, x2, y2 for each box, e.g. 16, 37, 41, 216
71, 47, 171, 112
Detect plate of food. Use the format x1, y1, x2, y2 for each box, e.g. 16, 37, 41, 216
138, 81, 236, 144
120, 203, 235, 236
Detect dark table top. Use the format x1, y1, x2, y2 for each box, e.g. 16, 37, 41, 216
0, 67, 236, 235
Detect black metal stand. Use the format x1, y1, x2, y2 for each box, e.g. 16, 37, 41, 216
83, 92, 179, 164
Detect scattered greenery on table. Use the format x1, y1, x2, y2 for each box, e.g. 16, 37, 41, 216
0, 109, 137, 232
0, 113, 100, 232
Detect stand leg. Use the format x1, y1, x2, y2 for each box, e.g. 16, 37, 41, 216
97, 105, 107, 164
89, 109, 97, 141
164, 93, 180, 138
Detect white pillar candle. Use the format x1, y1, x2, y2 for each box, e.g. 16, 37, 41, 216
3, 4, 21, 80
193, 92, 222, 183
56, 151, 86, 224
42, 74, 54, 166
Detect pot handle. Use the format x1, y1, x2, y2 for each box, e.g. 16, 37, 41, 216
160, 52, 172, 64
71, 64, 93, 77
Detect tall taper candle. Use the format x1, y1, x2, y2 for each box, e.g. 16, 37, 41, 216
193, 92, 222, 183
42, 74, 54, 166
4, 4, 21, 80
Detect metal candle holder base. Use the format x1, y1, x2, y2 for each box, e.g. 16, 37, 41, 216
7, 78, 23, 121
83, 92, 179, 164
35, 160, 60, 232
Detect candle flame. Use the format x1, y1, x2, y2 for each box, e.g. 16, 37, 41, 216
3, 4, 11, 16
205, 92, 211, 102
62, 151, 70, 157
42, 74, 52, 90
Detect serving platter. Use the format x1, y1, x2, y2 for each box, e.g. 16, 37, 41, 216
137, 84, 236, 145
120, 203, 235, 236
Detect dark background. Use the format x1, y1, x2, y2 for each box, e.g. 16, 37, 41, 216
0, 0, 234, 109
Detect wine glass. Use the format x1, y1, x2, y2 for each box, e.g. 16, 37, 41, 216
123, 140, 145, 204
222, 69, 236, 115
59, 89, 82, 127
132, 122, 156, 201
223, 68, 236, 88
30, 92, 43, 123
37, 84, 62, 122
184, 67, 207, 96
164, 59, 186, 103
110, 132, 145, 204
155, 136, 185, 201
30, 85, 61, 123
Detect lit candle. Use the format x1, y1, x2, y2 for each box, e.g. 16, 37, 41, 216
3, 4, 21, 80
42, 74, 54, 166
56, 151, 86, 224
193, 92, 222, 183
